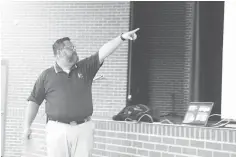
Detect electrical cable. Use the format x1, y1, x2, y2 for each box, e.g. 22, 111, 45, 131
207, 114, 232, 128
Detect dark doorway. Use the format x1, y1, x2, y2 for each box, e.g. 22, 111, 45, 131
128, 1, 194, 117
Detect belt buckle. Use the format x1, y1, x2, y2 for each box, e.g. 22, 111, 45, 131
70, 121, 77, 125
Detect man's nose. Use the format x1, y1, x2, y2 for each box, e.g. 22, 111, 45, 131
73, 51, 77, 56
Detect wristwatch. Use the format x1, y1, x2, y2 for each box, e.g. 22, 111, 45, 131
120, 33, 126, 41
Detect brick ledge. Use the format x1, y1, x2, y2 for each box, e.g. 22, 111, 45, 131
92, 115, 236, 131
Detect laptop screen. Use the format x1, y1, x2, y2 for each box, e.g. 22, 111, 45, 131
182, 102, 214, 126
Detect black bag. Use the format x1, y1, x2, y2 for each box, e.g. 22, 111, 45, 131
112, 104, 154, 123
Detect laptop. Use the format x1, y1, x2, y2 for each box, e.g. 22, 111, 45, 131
182, 102, 214, 127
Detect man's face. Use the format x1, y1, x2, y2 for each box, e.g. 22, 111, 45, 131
57, 40, 78, 67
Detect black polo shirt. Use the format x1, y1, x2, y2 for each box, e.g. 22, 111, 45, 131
27, 52, 102, 122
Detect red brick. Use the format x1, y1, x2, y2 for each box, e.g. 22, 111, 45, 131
117, 146, 126, 153
121, 140, 132, 146
176, 139, 189, 146
176, 126, 183, 137
127, 124, 132, 132
162, 153, 175, 157
155, 143, 168, 151
126, 147, 137, 154
107, 131, 116, 137
149, 136, 161, 143
142, 124, 146, 133
171, 127, 176, 136
213, 151, 230, 157
121, 123, 127, 131
223, 144, 236, 153
162, 137, 175, 144
158, 126, 163, 135
154, 126, 159, 134
168, 146, 181, 153
206, 142, 222, 150
115, 124, 121, 132
200, 128, 206, 140
127, 133, 137, 140
190, 140, 205, 148
97, 143, 106, 150
137, 149, 149, 156
111, 138, 122, 145
231, 153, 236, 157
184, 127, 190, 138
105, 137, 112, 144
143, 143, 155, 150
223, 130, 229, 142
196, 128, 202, 139
149, 151, 161, 157
107, 145, 118, 151
116, 132, 126, 139
217, 130, 222, 141
138, 135, 149, 141
197, 149, 212, 157
132, 141, 143, 148
163, 126, 168, 136
211, 129, 218, 141
229, 130, 235, 143
182, 147, 197, 155
146, 124, 153, 134
206, 129, 212, 140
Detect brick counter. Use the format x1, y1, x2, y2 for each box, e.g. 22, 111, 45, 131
92, 117, 236, 157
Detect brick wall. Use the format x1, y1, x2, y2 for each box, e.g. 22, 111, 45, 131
17, 119, 236, 157
92, 119, 236, 157
1, 1, 130, 157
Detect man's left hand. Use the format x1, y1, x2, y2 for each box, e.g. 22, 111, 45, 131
122, 28, 140, 41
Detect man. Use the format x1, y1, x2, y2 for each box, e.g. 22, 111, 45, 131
23, 28, 139, 157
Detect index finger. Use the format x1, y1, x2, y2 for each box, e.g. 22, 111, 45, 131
130, 28, 140, 33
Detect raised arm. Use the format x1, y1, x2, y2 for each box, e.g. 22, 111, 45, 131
98, 28, 140, 63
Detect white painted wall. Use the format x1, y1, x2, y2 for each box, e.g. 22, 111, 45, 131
221, 1, 236, 121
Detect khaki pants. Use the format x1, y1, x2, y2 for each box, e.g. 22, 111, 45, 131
46, 120, 95, 157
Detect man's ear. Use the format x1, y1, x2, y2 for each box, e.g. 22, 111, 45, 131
56, 50, 61, 58
55, 50, 61, 59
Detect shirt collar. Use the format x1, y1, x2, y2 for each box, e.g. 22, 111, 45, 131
54, 62, 78, 73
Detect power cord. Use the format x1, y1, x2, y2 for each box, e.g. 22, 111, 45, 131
207, 114, 232, 128
211, 120, 231, 128
160, 119, 174, 124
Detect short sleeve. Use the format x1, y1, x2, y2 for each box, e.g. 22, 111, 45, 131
78, 52, 103, 80
27, 72, 46, 105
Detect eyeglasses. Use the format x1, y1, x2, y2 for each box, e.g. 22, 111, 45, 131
63, 45, 76, 52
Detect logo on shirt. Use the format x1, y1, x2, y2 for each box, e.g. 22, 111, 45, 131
78, 73, 84, 79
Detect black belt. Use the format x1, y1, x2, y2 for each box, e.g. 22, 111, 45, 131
48, 116, 91, 125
